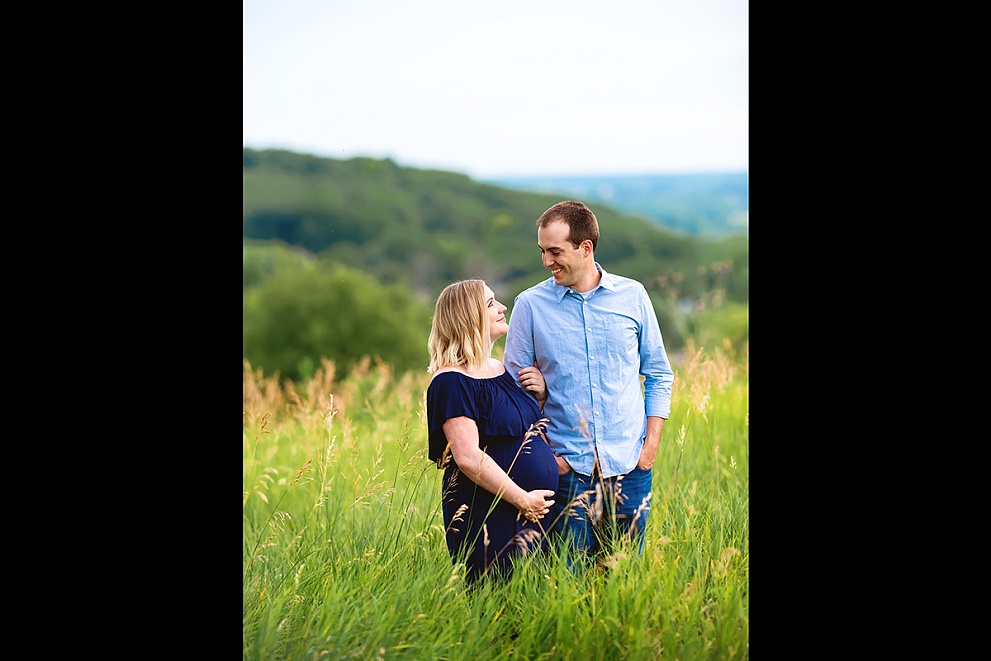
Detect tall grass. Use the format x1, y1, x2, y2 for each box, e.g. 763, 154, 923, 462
243, 341, 748, 660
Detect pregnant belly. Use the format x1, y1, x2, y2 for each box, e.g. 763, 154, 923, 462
496, 438, 559, 492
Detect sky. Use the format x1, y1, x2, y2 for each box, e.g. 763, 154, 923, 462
243, 0, 748, 180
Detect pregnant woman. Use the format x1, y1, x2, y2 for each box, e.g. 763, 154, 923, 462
426, 279, 559, 584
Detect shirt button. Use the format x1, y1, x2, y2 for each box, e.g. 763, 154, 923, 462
590, 356, 595, 360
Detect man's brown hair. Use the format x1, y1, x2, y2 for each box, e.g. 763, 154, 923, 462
536, 200, 599, 251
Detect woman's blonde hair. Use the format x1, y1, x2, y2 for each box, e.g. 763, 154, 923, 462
428, 279, 491, 374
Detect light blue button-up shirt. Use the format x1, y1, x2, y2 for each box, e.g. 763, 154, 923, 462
504, 264, 674, 478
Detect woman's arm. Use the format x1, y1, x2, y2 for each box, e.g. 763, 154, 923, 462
443, 416, 555, 522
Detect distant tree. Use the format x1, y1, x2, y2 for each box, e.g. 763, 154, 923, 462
243, 239, 315, 290
243, 261, 432, 383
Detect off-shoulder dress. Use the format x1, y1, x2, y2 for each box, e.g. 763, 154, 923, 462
427, 369, 559, 582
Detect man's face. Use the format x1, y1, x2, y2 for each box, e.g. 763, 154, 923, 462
537, 220, 586, 289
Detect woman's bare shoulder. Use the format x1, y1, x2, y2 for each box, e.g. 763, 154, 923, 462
429, 366, 467, 383
430, 361, 504, 381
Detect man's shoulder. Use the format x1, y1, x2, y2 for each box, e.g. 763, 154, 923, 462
602, 271, 643, 287
515, 277, 556, 300
602, 270, 647, 293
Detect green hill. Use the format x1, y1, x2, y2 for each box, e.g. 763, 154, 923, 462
243, 148, 748, 381
243, 148, 747, 303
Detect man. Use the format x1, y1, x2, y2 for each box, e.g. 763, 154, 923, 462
504, 200, 674, 564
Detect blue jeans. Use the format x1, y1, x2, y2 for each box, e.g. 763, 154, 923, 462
552, 465, 653, 563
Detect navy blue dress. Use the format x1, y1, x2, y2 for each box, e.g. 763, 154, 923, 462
427, 369, 559, 582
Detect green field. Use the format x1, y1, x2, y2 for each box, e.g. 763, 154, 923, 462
243, 341, 749, 660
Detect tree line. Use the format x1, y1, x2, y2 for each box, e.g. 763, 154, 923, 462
243, 148, 748, 383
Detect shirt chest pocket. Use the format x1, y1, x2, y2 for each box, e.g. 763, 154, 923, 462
602, 316, 639, 356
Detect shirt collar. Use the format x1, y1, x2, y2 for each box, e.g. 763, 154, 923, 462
552, 262, 614, 302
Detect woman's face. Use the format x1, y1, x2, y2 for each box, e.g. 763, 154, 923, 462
484, 286, 509, 341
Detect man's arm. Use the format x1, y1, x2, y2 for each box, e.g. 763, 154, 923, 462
638, 415, 665, 469
503, 296, 537, 391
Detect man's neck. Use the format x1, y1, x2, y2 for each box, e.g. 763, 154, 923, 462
572, 263, 602, 295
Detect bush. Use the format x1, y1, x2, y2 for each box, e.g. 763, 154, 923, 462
243, 260, 432, 383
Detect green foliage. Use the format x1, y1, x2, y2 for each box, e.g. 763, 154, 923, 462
243, 259, 433, 383
687, 302, 749, 353
243, 239, 314, 289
